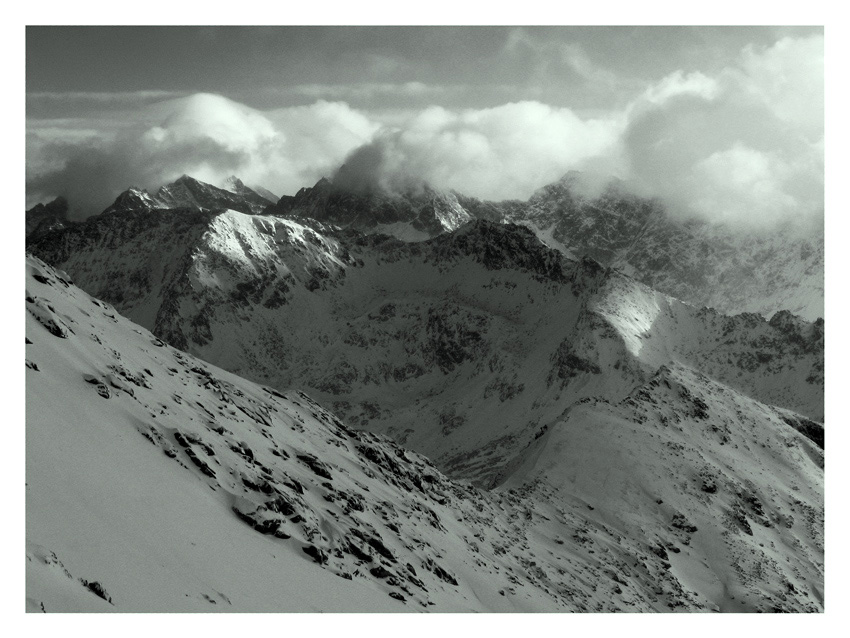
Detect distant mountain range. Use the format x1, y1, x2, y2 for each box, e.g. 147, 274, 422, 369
29, 171, 820, 320
267, 172, 824, 320
101, 174, 275, 216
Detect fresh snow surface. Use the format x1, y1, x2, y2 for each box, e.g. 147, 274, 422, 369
26, 253, 823, 612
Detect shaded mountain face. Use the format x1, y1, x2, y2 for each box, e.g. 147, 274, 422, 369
26, 197, 70, 241
26, 254, 823, 612
266, 172, 823, 321
491, 174, 824, 322
266, 177, 473, 240
102, 174, 274, 216
28, 213, 823, 490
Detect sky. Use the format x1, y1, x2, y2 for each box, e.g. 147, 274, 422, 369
26, 26, 824, 228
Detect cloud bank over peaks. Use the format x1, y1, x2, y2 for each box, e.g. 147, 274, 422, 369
619, 34, 823, 228
332, 102, 623, 199
26, 34, 822, 230
327, 34, 822, 230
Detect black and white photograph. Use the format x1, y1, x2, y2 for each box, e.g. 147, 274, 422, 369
20, 14, 834, 619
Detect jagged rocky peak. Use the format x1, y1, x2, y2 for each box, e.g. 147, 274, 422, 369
266, 174, 473, 240
221, 175, 277, 200
27, 196, 69, 219
222, 175, 246, 190
101, 174, 275, 217
768, 309, 824, 343
26, 196, 72, 240
103, 186, 157, 213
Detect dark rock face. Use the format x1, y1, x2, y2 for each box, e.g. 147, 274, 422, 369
80, 579, 113, 604
26, 197, 71, 241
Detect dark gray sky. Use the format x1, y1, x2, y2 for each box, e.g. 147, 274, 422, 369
26, 26, 824, 228
27, 26, 819, 113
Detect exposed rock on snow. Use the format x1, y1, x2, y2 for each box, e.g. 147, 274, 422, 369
28, 214, 824, 487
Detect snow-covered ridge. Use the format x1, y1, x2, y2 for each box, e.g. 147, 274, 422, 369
25, 255, 823, 612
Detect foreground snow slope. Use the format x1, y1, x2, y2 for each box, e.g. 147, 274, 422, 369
504, 364, 823, 612
26, 254, 823, 612
28, 212, 824, 487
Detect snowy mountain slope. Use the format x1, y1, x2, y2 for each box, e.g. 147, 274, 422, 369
586, 270, 824, 421
503, 362, 823, 612
25, 255, 823, 612
28, 213, 824, 488
102, 174, 274, 216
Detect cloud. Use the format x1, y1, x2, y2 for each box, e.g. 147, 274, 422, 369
261, 82, 448, 103
26, 34, 823, 230
502, 28, 627, 95
618, 34, 823, 227
327, 33, 822, 228
332, 102, 623, 200
27, 93, 377, 217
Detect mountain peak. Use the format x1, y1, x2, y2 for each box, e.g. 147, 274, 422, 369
98, 175, 273, 217
25, 196, 71, 240
222, 175, 246, 192
266, 175, 471, 240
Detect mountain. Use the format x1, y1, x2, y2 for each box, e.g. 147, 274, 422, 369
102, 174, 275, 216
222, 175, 278, 203
25, 253, 823, 612
27, 212, 824, 489
27, 171, 823, 320
487, 173, 825, 322
26, 196, 70, 241
265, 176, 473, 240
265, 171, 822, 321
